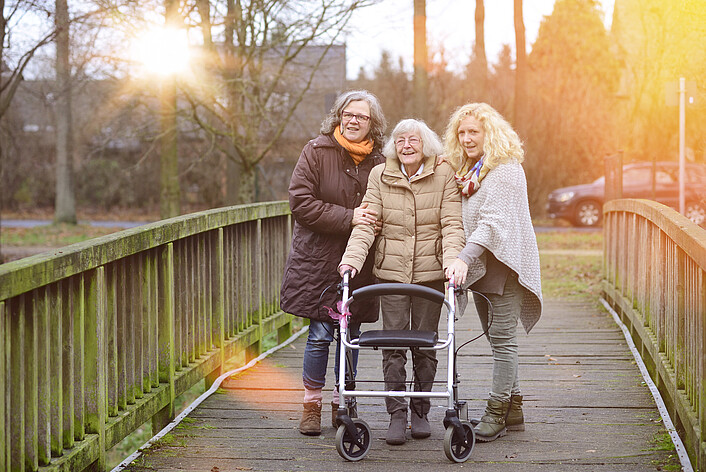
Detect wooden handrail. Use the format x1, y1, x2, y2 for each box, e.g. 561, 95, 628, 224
602, 198, 706, 471
0, 202, 294, 471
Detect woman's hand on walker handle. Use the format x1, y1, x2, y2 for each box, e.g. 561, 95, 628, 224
339, 264, 357, 278
352, 202, 379, 228
446, 259, 468, 286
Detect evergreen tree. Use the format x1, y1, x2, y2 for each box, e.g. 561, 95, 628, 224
524, 0, 620, 211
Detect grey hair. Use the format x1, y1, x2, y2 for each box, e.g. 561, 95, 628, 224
382, 119, 443, 160
320, 90, 387, 148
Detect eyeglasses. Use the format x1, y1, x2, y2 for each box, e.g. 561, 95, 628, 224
342, 111, 371, 123
395, 136, 421, 147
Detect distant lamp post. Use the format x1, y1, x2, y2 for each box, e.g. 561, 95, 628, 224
131, 27, 191, 219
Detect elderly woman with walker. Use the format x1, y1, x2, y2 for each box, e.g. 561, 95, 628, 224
339, 118, 467, 445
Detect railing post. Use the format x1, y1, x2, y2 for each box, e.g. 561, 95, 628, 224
84, 267, 107, 470
25, 292, 38, 471
9, 296, 25, 470
154, 243, 176, 435
37, 287, 51, 465
0, 301, 5, 471
256, 219, 263, 351
207, 229, 226, 389
697, 271, 706, 470
49, 283, 63, 458
74, 276, 86, 442
142, 253, 153, 394
61, 279, 75, 450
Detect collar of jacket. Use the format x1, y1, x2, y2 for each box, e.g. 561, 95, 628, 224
381, 153, 437, 185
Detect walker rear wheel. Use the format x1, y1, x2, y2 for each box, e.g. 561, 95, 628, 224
336, 419, 371, 461
443, 421, 475, 462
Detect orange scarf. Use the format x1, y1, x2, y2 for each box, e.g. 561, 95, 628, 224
334, 127, 373, 165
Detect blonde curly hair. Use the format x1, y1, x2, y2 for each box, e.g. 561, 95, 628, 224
443, 103, 524, 172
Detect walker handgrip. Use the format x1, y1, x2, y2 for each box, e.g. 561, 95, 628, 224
350, 283, 445, 304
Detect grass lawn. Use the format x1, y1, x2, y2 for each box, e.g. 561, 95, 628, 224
535, 229, 603, 302
1, 223, 118, 247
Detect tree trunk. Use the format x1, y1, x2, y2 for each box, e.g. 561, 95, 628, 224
237, 165, 256, 205
1, 0, 5, 262
160, 76, 180, 219
513, 0, 527, 131
160, 0, 181, 219
54, 0, 76, 224
413, 0, 428, 120
474, 0, 488, 97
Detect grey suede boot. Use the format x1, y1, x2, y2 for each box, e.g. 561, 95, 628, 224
507, 394, 525, 431
410, 410, 431, 439
474, 399, 509, 442
386, 410, 408, 445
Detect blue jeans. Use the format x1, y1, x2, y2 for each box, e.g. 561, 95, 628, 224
302, 320, 360, 391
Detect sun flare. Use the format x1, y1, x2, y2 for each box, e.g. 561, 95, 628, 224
130, 27, 191, 76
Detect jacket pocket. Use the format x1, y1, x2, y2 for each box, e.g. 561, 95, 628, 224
375, 236, 386, 270
435, 236, 443, 267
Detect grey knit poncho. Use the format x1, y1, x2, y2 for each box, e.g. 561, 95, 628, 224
458, 161, 543, 333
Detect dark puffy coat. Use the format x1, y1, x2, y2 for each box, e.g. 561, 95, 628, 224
280, 133, 384, 323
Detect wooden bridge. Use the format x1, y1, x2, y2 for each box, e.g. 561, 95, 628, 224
0, 200, 704, 471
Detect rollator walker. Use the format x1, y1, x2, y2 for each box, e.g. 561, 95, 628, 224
333, 272, 475, 462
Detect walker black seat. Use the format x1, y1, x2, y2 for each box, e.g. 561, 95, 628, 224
358, 329, 438, 348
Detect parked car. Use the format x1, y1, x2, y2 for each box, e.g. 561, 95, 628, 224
546, 161, 706, 227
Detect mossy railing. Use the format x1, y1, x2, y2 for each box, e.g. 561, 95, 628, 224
0, 202, 294, 471
602, 199, 706, 470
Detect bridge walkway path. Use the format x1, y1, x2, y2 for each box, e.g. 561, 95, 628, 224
123, 298, 677, 471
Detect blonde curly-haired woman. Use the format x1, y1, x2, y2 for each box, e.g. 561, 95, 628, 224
445, 103, 543, 443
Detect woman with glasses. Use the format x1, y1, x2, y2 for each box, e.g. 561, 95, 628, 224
444, 103, 542, 442
281, 90, 387, 436
338, 119, 466, 445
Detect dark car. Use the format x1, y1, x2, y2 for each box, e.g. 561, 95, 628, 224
546, 161, 706, 227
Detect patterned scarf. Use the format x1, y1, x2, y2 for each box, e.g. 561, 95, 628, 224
334, 127, 373, 165
454, 156, 490, 197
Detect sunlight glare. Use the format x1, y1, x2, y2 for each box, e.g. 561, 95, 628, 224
131, 27, 191, 76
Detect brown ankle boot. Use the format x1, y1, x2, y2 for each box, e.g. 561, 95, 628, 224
299, 402, 322, 436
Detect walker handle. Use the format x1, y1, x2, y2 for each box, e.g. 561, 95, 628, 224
349, 283, 446, 304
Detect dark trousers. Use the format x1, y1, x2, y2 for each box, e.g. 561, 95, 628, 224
380, 279, 445, 415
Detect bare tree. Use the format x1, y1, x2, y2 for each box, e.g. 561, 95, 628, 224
472, 0, 487, 98
54, 0, 77, 223
160, 0, 181, 218
513, 0, 526, 130
412, 0, 427, 119
1, 1, 57, 261
187, 0, 371, 204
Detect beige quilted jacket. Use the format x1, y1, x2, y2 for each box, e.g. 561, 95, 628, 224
340, 154, 465, 284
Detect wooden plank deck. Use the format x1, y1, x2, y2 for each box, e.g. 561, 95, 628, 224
122, 298, 679, 471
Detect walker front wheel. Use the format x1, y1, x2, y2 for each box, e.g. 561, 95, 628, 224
335, 419, 371, 461
443, 421, 475, 462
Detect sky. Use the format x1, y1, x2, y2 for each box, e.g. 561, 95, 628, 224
343, 0, 616, 80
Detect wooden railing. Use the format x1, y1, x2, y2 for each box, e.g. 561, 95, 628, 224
0, 202, 294, 471
602, 199, 706, 470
